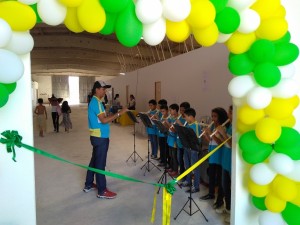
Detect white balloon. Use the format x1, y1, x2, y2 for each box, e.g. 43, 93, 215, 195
233, 97, 246, 106
0, 18, 12, 48
286, 160, 300, 182
4, 32, 34, 56
217, 33, 232, 43
136, 0, 162, 25
227, 0, 256, 11
270, 78, 300, 98
279, 63, 296, 79
18, 0, 40, 4
228, 75, 256, 98
247, 87, 272, 109
162, 0, 191, 22
143, 17, 166, 46
269, 153, 294, 175
0, 49, 24, 83
38, 0, 67, 26
238, 9, 261, 34
259, 211, 287, 225
250, 163, 276, 185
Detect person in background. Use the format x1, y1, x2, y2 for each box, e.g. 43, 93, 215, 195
49, 94, 59, 132
128, 94, 136, 110
83, 81, 128, 199
87, 91, 92, 105
34, 98, 47, 137
61, 101, 72, 133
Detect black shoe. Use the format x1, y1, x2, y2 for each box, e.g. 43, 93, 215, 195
200, 193, 215, 200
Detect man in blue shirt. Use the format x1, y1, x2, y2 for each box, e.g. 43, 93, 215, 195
83, 81, 127, 199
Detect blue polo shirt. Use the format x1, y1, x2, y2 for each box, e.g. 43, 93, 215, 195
176, 115, 187, 148
222, 124, 232, 173
88, 96, 110, 138
146, 109, 158, 135
187, 121, 202, 147
167, 116, 177, 148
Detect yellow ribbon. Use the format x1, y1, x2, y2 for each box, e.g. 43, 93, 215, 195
151, 187, 158, 223
162, 187, 172, 225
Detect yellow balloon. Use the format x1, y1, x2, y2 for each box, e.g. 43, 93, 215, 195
193, 23, 218, 47
0, 1, 36, 31
59, 0, 84, 8
273, 5, 286, 18
248, 179, 269, 197
290, 184, 300, 207
251, 0, 281, 20
265, 98, 294, 119
238, 105, 265, 125
226, 32, 257, 54
64, 7, 84, 33
166, 20, 191, 43
256, 18, 288, 41
187, 0, 216, 29
77, 0, 106, 33
272, 175, 298, 201
265, 193, 286, 213
255, 118, 281, 143
277, 115, 296, 128
287, 95, 300, 109
237, 120, 256, 133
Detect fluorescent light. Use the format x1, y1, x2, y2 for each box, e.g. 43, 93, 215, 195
119, 72, 125, 75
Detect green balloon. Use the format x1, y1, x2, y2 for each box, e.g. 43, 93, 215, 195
115, 1, 142, 47
248, 39, 275, 63
1, 82, 17, 94
273, 31, 291, 44
275, 127, 300, 148
209, 0, 228, 13
228, 53, 255, 75
100, 12, 118, 35
30, 3, 42, 24
282, 202, 300, 225
0, 84, 9, 108
252, 196, 267, 211
239, 131, 273, 164
273, 42, 299, 66
215, 7, 240, 34
100, 0, 130, 13
254, 62, 281, 87
274, 141, 300, 160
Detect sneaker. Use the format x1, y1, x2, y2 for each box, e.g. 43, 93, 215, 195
97, 189, 117, 199
151, 155, 157, 159
213, 201, 224, 209
83, 186, 95, 193
215, 205, 226, 214
154, 157, 160, 161
169, 171, 178, 177
224, 215, 230, 223
200, 193, 215, 200
181, 181, 190, 187
185, 186, 200, 193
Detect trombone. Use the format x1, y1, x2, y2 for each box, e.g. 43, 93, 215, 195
209, 119, 230, 138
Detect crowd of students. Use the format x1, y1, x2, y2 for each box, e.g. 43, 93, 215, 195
145, 99, 232, 224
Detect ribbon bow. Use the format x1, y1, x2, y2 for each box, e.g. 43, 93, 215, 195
0, 130, 23, 162
165, 180, 177, 195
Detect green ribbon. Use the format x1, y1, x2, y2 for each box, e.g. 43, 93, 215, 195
1, 130, 172, 191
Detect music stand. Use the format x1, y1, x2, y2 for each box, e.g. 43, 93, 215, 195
152, 119, 182, 194
139, 113, 161, 175
126, 111, 143, 164
173, 125, 208, 222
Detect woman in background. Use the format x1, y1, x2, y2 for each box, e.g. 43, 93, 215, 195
61, 101, 72, 132
128, 94, 136, 110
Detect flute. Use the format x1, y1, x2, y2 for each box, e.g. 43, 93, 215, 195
198, 121, 214, 138
149, 110, 159, 119
169, 115, 182, 131
209, 119, 230, 138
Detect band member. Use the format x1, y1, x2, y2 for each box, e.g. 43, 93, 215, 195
147, 99, 159, 159
157, 104, 170, 167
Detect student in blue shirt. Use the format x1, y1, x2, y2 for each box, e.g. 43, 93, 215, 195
147, 99, 159, 159
83, 81, 127, 199
182, 108, 202, 193
157, 104, 170, 167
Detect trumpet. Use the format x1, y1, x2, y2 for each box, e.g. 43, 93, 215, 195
198, 121, 214, 138
209, 119, 230, 138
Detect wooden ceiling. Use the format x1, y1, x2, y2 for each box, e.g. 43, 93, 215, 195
30, 23, 201, 79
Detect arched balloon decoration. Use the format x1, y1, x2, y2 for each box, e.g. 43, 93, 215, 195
0, 0, 300, 224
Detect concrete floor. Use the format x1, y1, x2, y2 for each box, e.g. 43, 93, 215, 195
34, 105, 226, 225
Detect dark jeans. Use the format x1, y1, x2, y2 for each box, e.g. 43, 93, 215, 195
159, 137, 168, 163
149, 134, 158, 157
208, 163, 224, 204
177, 148, 185, 175
169, 147, 178, 172
85, 137, 109, 194
223, 169, 231, 210
51, 112, 59, 132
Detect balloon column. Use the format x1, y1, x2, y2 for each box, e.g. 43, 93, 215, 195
0, 0, 300, 224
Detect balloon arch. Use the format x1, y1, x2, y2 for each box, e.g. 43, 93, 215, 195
0, 0, 300, 224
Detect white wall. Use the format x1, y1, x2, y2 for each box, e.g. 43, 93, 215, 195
109, 44, 232, 120
32, 75, 52, 103
0, 55, 36, 225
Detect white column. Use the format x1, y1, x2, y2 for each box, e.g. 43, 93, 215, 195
0, 54, 36, 225
232, 0, 300, 224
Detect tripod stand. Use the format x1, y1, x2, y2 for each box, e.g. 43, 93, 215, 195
173, 125, 208, 222
139, 113, 161, 175
126, 111, 143, 164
